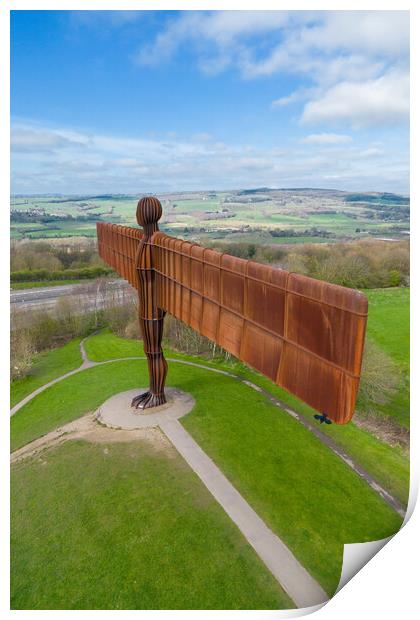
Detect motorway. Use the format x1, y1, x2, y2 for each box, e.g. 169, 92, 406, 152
11, 280, 135, 314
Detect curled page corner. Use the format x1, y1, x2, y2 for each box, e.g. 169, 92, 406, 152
335, 535, 393, 594
335, 482, 415, 597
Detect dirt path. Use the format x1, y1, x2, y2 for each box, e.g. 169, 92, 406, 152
11, 412, 171, 464
10, 336, 406, 517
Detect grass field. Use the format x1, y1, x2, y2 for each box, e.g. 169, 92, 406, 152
229, 364, 410, 506
12, 440, 291, 610
364, 288, 409, 428
11, 353, 403, 596
364, 288, 409, 366
84, 329, 142, 361
10, 285, 409, 607
83, 326, 410, 506
10, 338, 82, 407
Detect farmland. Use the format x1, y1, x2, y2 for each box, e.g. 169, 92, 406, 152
11, 188, 409, 244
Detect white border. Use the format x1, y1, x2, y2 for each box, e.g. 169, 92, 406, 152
2, 2, 417, 619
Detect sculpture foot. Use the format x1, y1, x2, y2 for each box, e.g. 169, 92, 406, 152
131, 391, 166, 410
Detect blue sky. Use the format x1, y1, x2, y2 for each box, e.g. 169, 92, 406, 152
11, 10, 409, 194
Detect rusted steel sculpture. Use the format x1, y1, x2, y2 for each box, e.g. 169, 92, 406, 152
97, 196, 368, 423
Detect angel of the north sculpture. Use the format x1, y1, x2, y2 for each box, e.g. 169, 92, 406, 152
96, 196, 368, 424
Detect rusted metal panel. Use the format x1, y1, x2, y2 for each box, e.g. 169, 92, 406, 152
218, 309, 244, 358
242, 323, 283, 383
246, 261, 287, 335
180, 240, 192, 325
96, 220, 367, 424
151, 232, 367, 424
96, 222, 142, 290
202, 299, 220, 342
286, 273, 367, 375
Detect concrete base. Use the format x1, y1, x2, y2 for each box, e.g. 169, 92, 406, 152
96, 388, 195, 430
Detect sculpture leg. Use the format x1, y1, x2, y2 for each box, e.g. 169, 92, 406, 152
131, 315, 168, 409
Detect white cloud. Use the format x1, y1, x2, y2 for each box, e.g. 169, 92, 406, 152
11, 127, 89, 152
136, 11, 293, 66
135, 11, 408, 75
133, 10, 409, 131
301, 133, 353, 145
11, 120, 409, 194
300, 71, 409, 127
297, 11, 409, 58
239, 11, 408, 79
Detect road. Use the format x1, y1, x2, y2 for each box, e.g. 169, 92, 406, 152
11, 280, 135, 314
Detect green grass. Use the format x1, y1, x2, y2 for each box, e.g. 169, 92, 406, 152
365, 288, 409, 367
11, 358, 403, 595
84, 330, 410, 505
364, 288, 409, 428
11, 279, 88, 290
228, 364, 410, 507
11, 440, 291, 610
11, 361, 144, 450
84, 329, 142, 361
10, 338, 82, 408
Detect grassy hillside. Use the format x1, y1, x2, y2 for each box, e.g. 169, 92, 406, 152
11, 353, 403, 595
10, 287, 409, 605
12, 440, 291, 610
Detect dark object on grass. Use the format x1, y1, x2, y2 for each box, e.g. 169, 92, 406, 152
314, 413, 333, 425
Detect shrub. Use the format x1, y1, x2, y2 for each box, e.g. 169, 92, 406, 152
10, 326, 34, 380
9, 281, 113, 380
388, 269, 402, 287
209, 238, 409, 290
103, 289, 138, 337
164, 315, 232, 361
10, 266, 114, 283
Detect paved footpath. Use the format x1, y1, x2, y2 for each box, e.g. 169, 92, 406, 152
161, 417, 328, 608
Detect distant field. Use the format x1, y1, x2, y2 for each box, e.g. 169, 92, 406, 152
11, 189, 409, 243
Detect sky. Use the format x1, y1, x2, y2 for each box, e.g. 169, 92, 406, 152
11, 10, 410, 195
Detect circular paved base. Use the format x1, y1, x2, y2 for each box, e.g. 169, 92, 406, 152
96, 388, 195, 430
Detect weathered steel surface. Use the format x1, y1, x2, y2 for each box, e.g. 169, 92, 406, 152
97, 198, 367, 423
97, 222, 142, 289
98, 198, 167, 409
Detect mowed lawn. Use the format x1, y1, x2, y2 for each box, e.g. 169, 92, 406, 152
11, 440, 291, 610
10, 338, 82, 407
84, 329, 143, 361
365, 288, 409, 365
364, 288, 409, 428
85, 330, 410, 506
11, 356, 402, 597
223, 362, 410, 507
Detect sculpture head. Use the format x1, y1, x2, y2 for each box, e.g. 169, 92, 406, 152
136, 196, 162, 236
